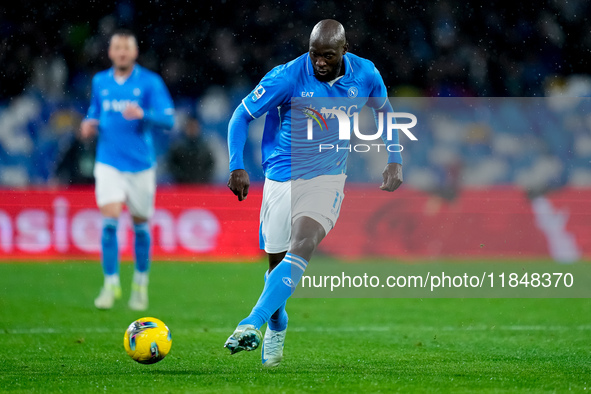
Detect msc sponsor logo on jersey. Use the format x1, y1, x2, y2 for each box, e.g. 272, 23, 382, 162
251, 84, 266, 102
304, 105, 359, 123
102, 99, 139, 112
302, 104, 418, 154
304, 106, 417, 141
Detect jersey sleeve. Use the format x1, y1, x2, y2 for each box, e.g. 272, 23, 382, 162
227, 104, 255, 171
240, 67, 293, 119
86, 75, 101, 120
366, 66, 389, 110
144, 75, 175, 130
367, 66, 403, 165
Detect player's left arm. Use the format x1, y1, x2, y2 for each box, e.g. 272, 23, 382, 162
227, 68, 292, 201
81, 75, 101, 139
124, 75, 175, 129
367, 67, 403, 192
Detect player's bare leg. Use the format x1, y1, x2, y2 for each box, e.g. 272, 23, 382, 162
100, 202, 123, 218
290, 216, 325, 261
94, 202, 123, 309
268, 252, 286, 272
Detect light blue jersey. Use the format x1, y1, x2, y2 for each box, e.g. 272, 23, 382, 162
86, 65, 174, 172
228, 52, 401, 181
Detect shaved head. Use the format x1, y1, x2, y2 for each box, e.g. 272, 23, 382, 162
308, 20, 348, 82
309, 19, 346, 48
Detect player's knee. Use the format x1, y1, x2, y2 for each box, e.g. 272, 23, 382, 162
290, 236, 318, 259
132, 216, 148, 225
100, 202, 123, 218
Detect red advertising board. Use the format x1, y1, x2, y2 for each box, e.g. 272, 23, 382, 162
0, 186, 263, 261
321, 187, 591, 262
0, 186, 589, 261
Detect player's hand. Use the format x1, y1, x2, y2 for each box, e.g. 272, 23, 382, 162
380, 163, 403, 192
122, 103, 144, 120
80, 119, 98, 139
228, 169, 250, 201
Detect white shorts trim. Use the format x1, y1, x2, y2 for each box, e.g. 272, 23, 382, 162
93, 162, 156, 219
260, 174, 346, 254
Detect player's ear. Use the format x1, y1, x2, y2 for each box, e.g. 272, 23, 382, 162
342, 42, 349, 55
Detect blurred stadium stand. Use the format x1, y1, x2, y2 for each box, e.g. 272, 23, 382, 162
1, 0, 591, 190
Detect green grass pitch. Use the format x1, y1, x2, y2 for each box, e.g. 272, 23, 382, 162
1, 261, 590, 393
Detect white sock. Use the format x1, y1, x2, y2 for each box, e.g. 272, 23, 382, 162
133, 270, 149, 287
104, 274, 120, 287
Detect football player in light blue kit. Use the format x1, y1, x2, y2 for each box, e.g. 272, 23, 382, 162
224, 20, 404, 366
81, 30, 174, 311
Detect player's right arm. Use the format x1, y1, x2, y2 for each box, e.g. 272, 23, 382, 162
227, 68, 292, 201
81, 75, 101, 139
227, 103, 254, 201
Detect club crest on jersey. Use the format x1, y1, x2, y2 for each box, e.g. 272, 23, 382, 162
251, 85, 266, 102
347, 86, 358, 98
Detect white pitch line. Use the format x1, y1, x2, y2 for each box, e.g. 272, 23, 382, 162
2, 325, 591, 335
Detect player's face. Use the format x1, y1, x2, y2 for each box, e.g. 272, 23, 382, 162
108, 36, 138, 71
309, 41, 347, 82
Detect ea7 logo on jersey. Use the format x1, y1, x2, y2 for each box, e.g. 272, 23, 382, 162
251, 85, 266, 102
301, 91, 314, 97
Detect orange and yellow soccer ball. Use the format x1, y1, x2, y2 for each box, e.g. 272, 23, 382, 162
123, 317, 172, 364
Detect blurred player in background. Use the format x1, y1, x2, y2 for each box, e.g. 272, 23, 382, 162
81, 30, 174, 311
225, 20, 403, 366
